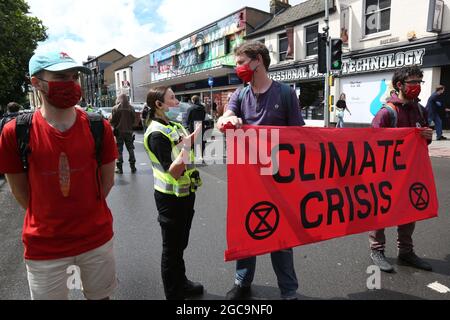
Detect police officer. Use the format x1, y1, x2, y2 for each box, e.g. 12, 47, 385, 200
144, 86, 203, 300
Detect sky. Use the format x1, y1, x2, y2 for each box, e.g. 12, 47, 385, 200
27, 0, 306, 63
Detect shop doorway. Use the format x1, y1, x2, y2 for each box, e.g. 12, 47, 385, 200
297, 80, 324, 120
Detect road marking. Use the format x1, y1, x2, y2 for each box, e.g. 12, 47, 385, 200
427, 281, 450, 294
135, 140, 144, 144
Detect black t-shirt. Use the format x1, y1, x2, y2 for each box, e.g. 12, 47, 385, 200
336, 100, 347, 110
186, 104, 206, 133
148, 118, 175, 171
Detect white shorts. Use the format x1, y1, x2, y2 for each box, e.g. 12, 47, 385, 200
25, 238, 117, 300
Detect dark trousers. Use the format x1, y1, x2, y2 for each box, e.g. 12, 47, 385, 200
116, 132, 136, 165
154, 191, 196, 300
369, 222, 415, 254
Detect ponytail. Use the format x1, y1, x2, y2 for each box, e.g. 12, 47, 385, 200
149, 106, 156, 119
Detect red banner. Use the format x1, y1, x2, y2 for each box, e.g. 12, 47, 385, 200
225, 126, 438, 261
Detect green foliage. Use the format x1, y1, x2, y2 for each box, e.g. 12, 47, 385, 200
0, 0, 47, 109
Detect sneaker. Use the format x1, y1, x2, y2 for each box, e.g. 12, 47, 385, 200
225, 284, 252, 300
437, 136, 448, 140
398, 252, 432, 271
115, 168, 123, 174
183, 280, 204, 297
370, 250, 394, 273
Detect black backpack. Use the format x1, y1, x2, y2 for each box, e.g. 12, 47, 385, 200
0, 112, 20, 134
2, 112, 104, 171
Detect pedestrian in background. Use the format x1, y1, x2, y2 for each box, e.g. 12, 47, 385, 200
426, 85, 448, 140
217, 40, 303, 300
335, 93, 351, 128
185, 95, 206, 133
0, 102, 22, 133
144, 86, 204, 300
0, 51, 118, 300
185, 95, 206, 157
110, 93, 137, 174
370, 66, 433, 273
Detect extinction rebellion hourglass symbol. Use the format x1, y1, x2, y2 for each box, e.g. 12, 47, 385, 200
409, 183, 430, 211
246, 201, 280, 240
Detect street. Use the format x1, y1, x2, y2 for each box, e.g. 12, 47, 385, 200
0, 132, 449, 300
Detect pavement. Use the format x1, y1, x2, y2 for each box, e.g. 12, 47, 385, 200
428, 130, 450, 158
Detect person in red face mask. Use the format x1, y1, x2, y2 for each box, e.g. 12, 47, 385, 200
370, 66, 433, 273
0, 51, 119, 300
217, 41, 304, 300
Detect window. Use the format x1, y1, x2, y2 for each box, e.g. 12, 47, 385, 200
198, 44, 209, 62
364, 0, 391, 35
225, 36, 231, 55
123, 70, 127, 82
278, 32, 288, 62
305, 23, 319, 57
116, 74, 120, 87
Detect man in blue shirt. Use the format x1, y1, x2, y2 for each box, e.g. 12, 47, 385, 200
217, 41, 304, 300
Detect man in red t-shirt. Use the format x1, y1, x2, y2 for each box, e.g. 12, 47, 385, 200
0, 51, 119, 300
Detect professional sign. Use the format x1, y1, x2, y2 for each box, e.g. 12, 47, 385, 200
268, 48, 426, 82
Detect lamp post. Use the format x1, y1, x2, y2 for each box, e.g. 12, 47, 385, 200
208, 75, 214, 119
323, 0, 331, 127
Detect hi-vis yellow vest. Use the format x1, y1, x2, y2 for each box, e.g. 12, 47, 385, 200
144, 120, 202, 197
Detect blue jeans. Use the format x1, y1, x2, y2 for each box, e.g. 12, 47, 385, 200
235, 249, 298, 299
430, 114, 443, 138
336, 111, 344, 128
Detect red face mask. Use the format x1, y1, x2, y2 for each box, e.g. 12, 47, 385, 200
236, 62, 256, 83
404, 84, 421, 100
41, 80, 82, 109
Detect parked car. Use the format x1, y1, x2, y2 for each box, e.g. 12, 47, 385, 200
166, 102, 214, 132
131, 102, 145, 130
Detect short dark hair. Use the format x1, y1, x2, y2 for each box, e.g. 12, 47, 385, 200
436, 85, 445, 92
391, 66, 423, 91
234, 41, 271, 71
7, 102, 21, 113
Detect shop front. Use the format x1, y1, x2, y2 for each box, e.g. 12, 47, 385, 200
268, 62, 325, 126
269, 35, 450, 127
337, 36, 450, 127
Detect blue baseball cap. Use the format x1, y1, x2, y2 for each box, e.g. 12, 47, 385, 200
29, 51, 91, 76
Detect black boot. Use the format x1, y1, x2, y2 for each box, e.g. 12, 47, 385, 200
183, 280, 204, 297
225, 284, 252, 300
130, 163, 137, 174
115, 163, 123, 174
398, 252, 432, 271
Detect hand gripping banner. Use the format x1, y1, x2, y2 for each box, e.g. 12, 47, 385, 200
225, 126, 438, 261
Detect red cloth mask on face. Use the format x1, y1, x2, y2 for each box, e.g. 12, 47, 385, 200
404, 84, 421, 100
236, 62, 256, 83
43, 80, 82, 109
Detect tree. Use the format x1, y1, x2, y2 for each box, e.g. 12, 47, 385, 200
0, 0, 47, 110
